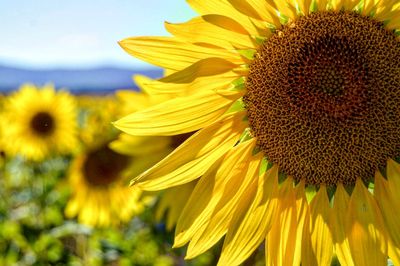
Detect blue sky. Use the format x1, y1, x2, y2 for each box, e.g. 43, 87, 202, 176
0, 0, 195, 69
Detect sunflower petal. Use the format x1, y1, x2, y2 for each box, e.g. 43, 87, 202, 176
186, 152, 263, 258
299, 0, 312, 14
218, 165, 279, 266
129, 112, 247, 190
174, 139, 256, 247
186, 0, 270, 36
139, 71, 238, 95
159, 57, 238, 84
387, 159, 400, 200
227, 0, 279, 25
119, 37, 242, 71
165, 15, 256, 49
302, 185, 333, 266
374, 172, 400, 265
293, 181, 309, 266
330, 184, 354, 266
346, 178, 388, 266
266, 178, 298, 266
114, 89, 243, 136
316, 0, 329, 11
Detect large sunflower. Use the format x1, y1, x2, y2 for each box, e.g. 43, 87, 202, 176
115, 1, 400, 265
2, 84, 78, 161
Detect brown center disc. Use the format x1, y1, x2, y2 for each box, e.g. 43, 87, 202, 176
83, 145, 130, 186
244, 11, 400, 186
30, 112, 55, 136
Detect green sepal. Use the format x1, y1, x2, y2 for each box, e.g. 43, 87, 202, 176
305, 185, 317, 202
238, 49, 256, 60
255, 36, 267, 45
227, 99, 245, 113
231, 76, 246, 90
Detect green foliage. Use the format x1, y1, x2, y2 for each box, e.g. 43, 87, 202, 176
0, 155, 216, 265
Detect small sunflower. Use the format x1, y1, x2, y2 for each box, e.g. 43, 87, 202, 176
0, 94, 6, 166
2, 84, 78, 161
66, 94, 170, 227
115, 0, 400, 265
65, 140, 147, 227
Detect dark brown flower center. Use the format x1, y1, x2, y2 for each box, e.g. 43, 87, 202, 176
30, 112, 55, 136
244, 11, 400, 186
83, 145, 130, 186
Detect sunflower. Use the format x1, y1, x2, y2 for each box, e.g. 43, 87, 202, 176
115, 0, 400, 265
2, 84, 78, 161
66, 94, 172, 227
65, 140, 149, 227
0, 94, 6, 167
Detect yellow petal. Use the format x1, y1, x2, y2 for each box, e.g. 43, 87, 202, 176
346, 178, 388, 266
165, 15, 256, 49
389, 244, 400, 266
158, 57, 238, 84
129, 112, 247, 190
316, 0, 329, 10
301, 185, 333, 266
187, 0, 270, 36
374, 172, 400, 266
218, 165, 279, 266
139, 71, 238, 96
186, 152, 263, 259
343, 0, 360, 10
387, 159, 400, 201
299, 0, 312, 14
119, 36, 242, 71
114, 89, 243, 136
228, 0, 280, 26
266, 178, 298, 266
362, 0, 379, 15
330, 184, 354, 266
292, 181, 309, 266
174, 139, 256, 247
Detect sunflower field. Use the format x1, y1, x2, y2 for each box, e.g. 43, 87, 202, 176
2, 0, 400, 265
0, 85, 217, 265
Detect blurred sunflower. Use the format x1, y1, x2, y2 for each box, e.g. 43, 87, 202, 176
0, 94, 6, 167
2, 84, 78, 161
115, 0, 400, 265
66, 95, 172, 227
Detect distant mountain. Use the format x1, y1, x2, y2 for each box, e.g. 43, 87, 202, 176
0, 65, 163, 94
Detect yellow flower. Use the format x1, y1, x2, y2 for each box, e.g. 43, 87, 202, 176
0, 94, 6, 166
66, 94, 171, 227
2, 84, 78, 161
115, 0, 400, 265
65, 140, 147, 227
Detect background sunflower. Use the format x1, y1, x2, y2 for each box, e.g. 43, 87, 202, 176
65, 95, 156, 227
2, 84, 78, 161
